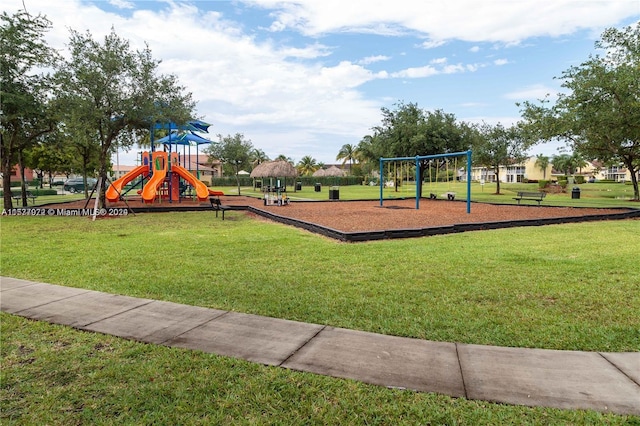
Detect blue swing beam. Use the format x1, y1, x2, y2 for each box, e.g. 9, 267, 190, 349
379, 150, 472, 213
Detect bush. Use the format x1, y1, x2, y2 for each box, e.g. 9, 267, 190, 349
574, 176, 585, 184
538, 180, 550, 189
1, 189, 58, 196
29, 188, 58, 196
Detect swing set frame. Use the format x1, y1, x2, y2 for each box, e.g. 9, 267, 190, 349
379, 150, 472, 213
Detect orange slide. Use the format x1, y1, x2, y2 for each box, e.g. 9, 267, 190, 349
171, 164, 210, 201
106, 165, 149, 202
142, 152, 168, 203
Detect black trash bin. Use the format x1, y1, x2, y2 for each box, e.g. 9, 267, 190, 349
296, 181, 302, 191
329, 187, 339, 200
314, 183, 321, 192
572, 186, 581, 199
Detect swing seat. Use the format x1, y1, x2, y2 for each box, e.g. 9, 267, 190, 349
445, 192, 456, 201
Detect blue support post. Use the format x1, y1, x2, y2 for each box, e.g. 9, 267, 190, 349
415, 156, 420, 210
379, 158, 384, 207
466, 150, 472, 214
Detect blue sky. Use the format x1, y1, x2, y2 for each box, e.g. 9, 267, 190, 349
4, 0, 639, 165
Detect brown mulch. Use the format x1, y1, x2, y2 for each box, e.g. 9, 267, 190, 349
49, 196, 638, 233
245, 198, 634, 232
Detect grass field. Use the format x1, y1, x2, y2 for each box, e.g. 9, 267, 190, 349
1, 187, 639, 424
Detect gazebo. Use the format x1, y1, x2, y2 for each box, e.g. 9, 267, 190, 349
250, 160, 298, 205
250, 160, 298, 191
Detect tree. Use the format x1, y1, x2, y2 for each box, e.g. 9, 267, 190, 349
206, 133, 253, 195
366, 102, 476, 196
54, 28, 195, 207
473, 123, 528, 195
274, 154, 294, 164
551, 154, 572, 176
1, 10, 57, 209
552, 152, 588, 176
520, 23, 640, 200
534, 154, 550, 179
27, 135, 74, 189
250, 148, 269, 169
296, 155, 318, 176
336, 143, 357, 173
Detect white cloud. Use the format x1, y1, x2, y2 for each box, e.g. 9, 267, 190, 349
420, 39, 446, 49
359, 55, 391, 65
391, 65, 439, 79
469, 46, 480, 53
504, 84, 558, 101
108, 0, 134, 9
252, 0, 639, 43
494, 58, 509, 66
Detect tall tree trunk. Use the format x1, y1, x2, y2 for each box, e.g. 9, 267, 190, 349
98, 144, 109, 209
623, 157, 640, 201
18, 150, 28, 207
1, 134, 15, 210
494, 165, 501, 194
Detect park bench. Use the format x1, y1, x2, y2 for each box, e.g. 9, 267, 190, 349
209, 197, 231, 220
12, 191, 38, 205
513, 191, 546, 206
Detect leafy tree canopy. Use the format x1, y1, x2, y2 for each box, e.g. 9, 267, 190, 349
53, 27, 195, 207
520, 23, 640, 200
206, 133, 253, 195
1, 10, 57, 208
473, 123, 528, 195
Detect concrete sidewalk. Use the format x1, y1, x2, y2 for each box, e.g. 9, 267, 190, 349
1, 276, 638, 416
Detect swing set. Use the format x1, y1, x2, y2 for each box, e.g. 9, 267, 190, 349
379, 150, 472, 212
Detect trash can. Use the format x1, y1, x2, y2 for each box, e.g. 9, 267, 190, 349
314, 183, 321, 192
296, 181, 302, 191
572, 186, 581, 199
329, 187, 339, 200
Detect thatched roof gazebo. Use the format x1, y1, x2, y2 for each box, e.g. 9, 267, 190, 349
250, 160, 298, 192
323, 166, 346, 177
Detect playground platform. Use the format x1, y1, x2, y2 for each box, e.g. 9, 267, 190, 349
2, 276, 639, 416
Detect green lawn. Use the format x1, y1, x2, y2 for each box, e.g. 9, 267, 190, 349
1, 206, 639, 424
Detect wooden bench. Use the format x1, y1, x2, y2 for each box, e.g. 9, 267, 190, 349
513, 191, 546, 206
209, 197, 231, 220
12, 191, 38, 205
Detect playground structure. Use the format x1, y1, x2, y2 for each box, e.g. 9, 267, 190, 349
106, 151, 219, 204
379, 151, 472, 212
107, 119, 222, 204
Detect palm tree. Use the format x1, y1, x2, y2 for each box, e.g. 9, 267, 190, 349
534, 154, 550, 179
275, 154, 294, 164
336, 143, 357, 173
296, 155, 318, 176
250, 148, 269, 167
552, 154, 572, 175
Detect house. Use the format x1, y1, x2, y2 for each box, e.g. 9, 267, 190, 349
7, 165, 35, 183
470, 156, 553, 183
